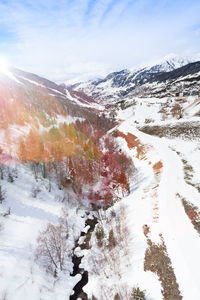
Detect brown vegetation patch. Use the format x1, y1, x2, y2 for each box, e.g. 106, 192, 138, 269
153, 161, 163, 174
176, 98, 187, 104
170, 103, 182, 118
139, 122, 200, 140
117, 130, 151, 159
175, 151, 200, 193
117, 131, 138, 149
143, 224, 150, 237
144, 236, 182, 300
181, 158, 200, 193
177, 194, 200, 234
186, 210, 198, 222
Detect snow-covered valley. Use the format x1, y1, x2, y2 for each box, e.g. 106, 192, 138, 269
1, 61, 200, 299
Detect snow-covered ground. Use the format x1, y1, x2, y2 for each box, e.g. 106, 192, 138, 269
111, 103, 200, 299
135, 129, 200, 299
79, 121, 163, 299
0, 165, 86, 300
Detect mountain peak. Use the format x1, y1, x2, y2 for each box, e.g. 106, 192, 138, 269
131, 54, 192, 73
74, 56, 200, 103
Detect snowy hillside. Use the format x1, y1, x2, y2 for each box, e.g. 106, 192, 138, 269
70, 90, 200, 299
108, 96, 200, 299
0, 164, 86, 299
0, 65, 134, 299
77, 89, 200, 299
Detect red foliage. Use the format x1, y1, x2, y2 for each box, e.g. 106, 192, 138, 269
0, 149, 17, 166
75, 121, 105, 144
68, 90, 96, 105
186, 210, 198, 222
0, 79, 132, 206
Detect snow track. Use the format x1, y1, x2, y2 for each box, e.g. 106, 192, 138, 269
135, 129, 200, 299
118, 116, 200, 299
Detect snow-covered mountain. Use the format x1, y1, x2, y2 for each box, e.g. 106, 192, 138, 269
126, 60, 200, 99
73, 55, 194, 103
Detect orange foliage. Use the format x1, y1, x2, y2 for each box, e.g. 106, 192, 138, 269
118, 130, 151, 159
16, 122, 100, 163
153, 161, 163, 174
0, 82, 133, 206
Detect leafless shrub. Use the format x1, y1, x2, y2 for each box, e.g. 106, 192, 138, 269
95, 225, 105, 247
31, 185, 41, 198
2, 208, 11, 217
97, 282, 131, 300
0, 185, 6, 204
0, 290, 8, 300
35, 223, 70, 276
108, 229, 116, 249
59, 207, 83, 244
85, 203, 131, 298
88, 296, 98, 300
114, 205, 130, 253
0, 166, 4, 180
144, 118, 154, 124
114, 293, 120, 300
58, 192, 70, 203
7, 172, 14, 183
110, 208, 116, 218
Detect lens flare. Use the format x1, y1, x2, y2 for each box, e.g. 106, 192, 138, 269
0, 56, 10, 74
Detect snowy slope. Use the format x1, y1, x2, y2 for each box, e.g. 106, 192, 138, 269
75, 90, 200, 299
0, 164, 87, 300
101, 96, 200, 299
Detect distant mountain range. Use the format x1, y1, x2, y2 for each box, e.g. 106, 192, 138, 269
71, 55, 200, 103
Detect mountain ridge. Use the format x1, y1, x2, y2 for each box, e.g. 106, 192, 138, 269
72, 56, 200, 103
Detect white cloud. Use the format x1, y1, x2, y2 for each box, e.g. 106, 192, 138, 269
0, 0, 200, 82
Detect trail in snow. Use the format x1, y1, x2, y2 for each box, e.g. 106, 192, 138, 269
135, 128, 200, 299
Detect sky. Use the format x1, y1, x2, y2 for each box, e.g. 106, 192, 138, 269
0, 0, 200, 83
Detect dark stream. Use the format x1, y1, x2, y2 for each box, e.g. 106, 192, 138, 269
70, 217, 98, 300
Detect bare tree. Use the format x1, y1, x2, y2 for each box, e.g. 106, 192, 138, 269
31, 185, 41, 198
35, 223, 70, 276
0, 166, 4, 180
0, 185, 6, 204
0, 289, 8, 300
7, 172, 14, 183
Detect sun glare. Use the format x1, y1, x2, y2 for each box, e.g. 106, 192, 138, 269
0, 56, 10, 74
